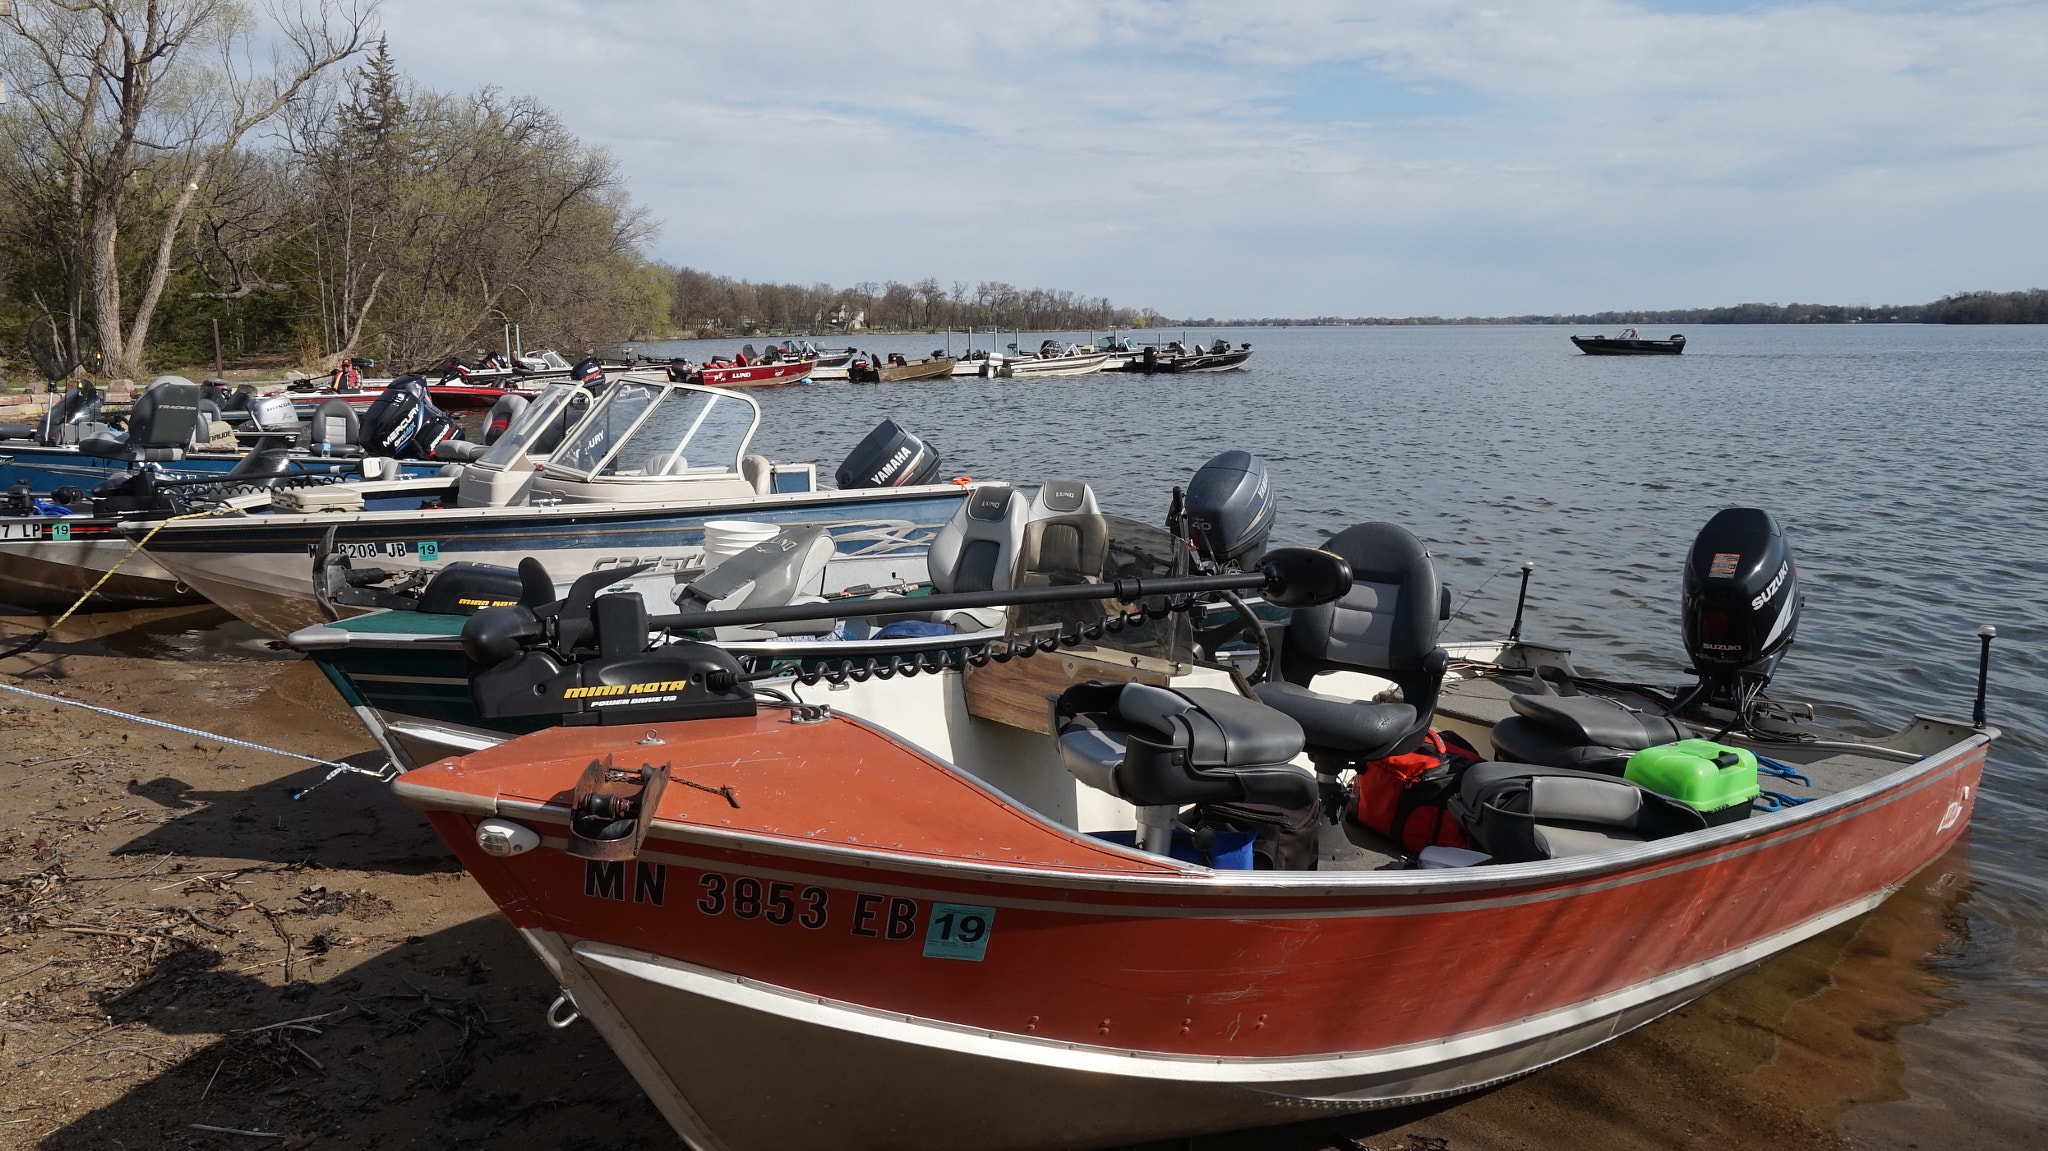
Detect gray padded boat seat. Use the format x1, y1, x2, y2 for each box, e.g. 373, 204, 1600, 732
1054, 681, 1315, 810
1489, 693, 1690, 775
672, 526, 836, 638
297, 398, 364, 457
1018, 480, 1106, 585
1254, 521, 1452, 762
927, 483, 1028, 594
79, 377, 198, 463
1450, 762, 1708, 864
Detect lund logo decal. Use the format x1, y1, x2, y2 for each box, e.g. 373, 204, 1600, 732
1937, 785, 1971, 833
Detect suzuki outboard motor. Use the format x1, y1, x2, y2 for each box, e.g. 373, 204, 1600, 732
1682, 507, 1800, 713
360, 373, 462, 459
835, 418, 941, 489
1183, 450, 1275, 570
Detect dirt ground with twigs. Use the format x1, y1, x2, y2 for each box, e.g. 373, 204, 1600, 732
0, 607, 1990, 1150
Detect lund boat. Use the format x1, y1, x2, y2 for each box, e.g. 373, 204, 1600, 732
386, 453, 1998, 1150
130, 376, 968, 638
673, 346, 820, 389
1571, 328, 1685, 355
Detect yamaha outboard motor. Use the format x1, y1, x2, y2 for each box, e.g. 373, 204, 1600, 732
1681, 507, 1801, 715
835, 418, 941, 489
359, 373, 462, 459
1183, 450, 1275, 570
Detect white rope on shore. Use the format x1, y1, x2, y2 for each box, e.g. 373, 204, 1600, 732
0, 677, 393, 798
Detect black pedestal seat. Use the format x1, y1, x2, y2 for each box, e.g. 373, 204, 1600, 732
1449, 762, 1707, 863
1488, 693, 1689, 775
1253, 521, 1452, 764
78, 377, 199, 463
1055, 681, 1315, 810
297, 398, 366, 458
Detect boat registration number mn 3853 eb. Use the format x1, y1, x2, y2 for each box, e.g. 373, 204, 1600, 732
580, 861, 998, 961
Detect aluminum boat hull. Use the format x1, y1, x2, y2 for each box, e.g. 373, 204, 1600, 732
396, 702, 1989, 1150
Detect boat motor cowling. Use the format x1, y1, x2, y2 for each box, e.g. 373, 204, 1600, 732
360, 374, 463, 459
1184, 450, 1275, 570
1682, 507, 1800, 704
835, 419, 942, 489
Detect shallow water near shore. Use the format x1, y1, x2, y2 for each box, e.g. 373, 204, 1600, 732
6, 324, 2044, 1147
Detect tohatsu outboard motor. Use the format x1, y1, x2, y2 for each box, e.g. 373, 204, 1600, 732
1183, 450, 1275, 570
1681, 507, 1801, 715
359, 374, 462, 458
835, 419, 942, 489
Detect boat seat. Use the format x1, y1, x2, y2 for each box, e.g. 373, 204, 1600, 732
741, 454, 773, 494
1489, 693, 1690, 775
672, 526, 836, 638
927, 483, 1028, 595
1449, 762, 1707, 864
1054, 681, 1315, 810
1253, 521, 1451, 763
78, 377, 198, 463
297, 398, 365, 458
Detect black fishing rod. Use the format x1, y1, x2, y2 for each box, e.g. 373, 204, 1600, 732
462, 547, 1354, 664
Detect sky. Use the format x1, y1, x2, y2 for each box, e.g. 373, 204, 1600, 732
381, 1, 2048, 318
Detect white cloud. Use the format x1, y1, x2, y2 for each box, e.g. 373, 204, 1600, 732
379, 0, 2048, 315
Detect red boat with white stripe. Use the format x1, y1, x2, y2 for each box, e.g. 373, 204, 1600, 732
388, 480, 2001, 1150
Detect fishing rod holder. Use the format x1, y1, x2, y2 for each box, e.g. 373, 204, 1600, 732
1508, 561, 1535, 643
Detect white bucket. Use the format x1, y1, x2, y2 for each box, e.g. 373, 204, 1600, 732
700, 519, 781, 569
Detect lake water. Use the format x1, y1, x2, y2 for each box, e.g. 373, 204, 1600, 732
632, 324, 2048, 1144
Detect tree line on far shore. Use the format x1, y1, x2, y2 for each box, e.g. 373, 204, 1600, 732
1166, 289, 2048, 328
0, 4, 668, 383
668, 268, 1141, 338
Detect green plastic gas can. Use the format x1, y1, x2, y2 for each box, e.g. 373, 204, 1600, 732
1624, 739, 1760, 824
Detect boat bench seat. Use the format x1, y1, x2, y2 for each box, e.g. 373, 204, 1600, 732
1054, 681, 1316, 810
1450, 762, 1707, 863
1489, 693, 1689, 775
1252, 681, 1416, 759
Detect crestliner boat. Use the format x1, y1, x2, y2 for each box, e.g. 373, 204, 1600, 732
986, 340, 1113, 378
130, 376, 968, 638
384, 450, 1997, 1150
1116, 338, 1256, 374
1571, 328, 1686, 355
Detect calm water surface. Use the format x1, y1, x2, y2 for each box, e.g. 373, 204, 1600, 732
641, 324, 2048, 1144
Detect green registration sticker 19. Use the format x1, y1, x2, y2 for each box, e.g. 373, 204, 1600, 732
417, 541, 439, 561
922, 903, 995, 961
52, 523, 71, 541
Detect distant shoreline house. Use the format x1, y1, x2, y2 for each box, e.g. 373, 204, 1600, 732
818, 304, 866, 331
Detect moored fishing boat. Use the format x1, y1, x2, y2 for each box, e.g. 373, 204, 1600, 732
1115, 338, 1255, 373
849, 351, 957, 383
383, 452, 1999, 1150
986, 339, 1112, 377
1571, 328, 1686, 355
130, 375, 966, 638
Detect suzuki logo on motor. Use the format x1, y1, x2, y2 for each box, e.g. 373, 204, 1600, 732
1751, 562, 1789, 610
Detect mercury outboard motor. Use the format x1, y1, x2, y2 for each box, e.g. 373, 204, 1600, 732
572, 356, 607, 392
1681, 507, 1801, 715
835, 418, 941, 489
359, 373, 462, 459
1183, 450, 1275, 570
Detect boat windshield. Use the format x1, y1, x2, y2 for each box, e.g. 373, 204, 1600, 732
473, 384, 583, 470
545, 380, 758, 479
1006, 513, 1192, 671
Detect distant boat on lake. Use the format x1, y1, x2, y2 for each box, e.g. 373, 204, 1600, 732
1572, 328, 1686, 355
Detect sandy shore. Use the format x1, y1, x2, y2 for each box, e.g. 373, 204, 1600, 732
0, 609, 1977, 1150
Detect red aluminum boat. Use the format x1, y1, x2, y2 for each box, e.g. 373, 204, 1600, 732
389, 478, 1999, 1150
691, 357, 818, 388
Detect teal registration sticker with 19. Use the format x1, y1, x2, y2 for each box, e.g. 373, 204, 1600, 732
922, 903, 995, 961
